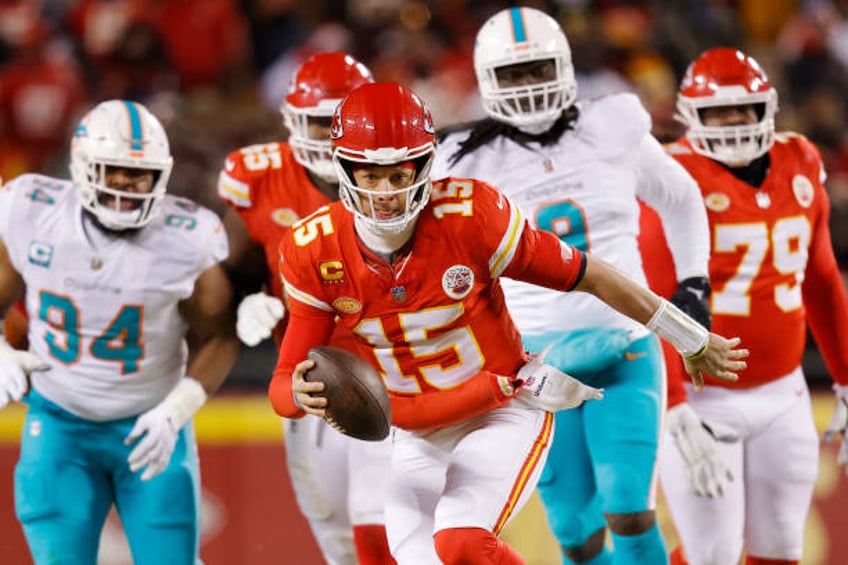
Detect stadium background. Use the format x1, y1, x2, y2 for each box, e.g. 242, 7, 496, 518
2, 0, 848, 562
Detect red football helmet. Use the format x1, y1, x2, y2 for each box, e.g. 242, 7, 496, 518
331, 82, 436, 235
676, 47, 777, 166
282, 52, 374, 182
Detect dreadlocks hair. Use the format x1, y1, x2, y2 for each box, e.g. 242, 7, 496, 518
438, 106, 580, 168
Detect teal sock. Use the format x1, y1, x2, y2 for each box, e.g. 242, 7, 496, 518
609, 523, 669, 565
562, 546, 612, 565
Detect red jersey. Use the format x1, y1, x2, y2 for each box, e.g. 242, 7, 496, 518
667, 134, 848, 389
218, 141, 364, 351
218, 141, 333, 301
271, 178, 586, 430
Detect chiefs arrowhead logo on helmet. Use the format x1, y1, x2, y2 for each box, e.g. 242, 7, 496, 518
330, 107, 344, 141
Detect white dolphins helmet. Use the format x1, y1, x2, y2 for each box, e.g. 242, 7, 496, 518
474, 7, 577, 134
70, 100, 173, 230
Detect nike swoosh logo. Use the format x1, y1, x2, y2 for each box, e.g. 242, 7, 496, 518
686, 287, 705, 301
625, 351, 647, 361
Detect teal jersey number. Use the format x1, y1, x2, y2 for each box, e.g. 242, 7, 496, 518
90, 306, 143, 374
39, 292, 79, 364
536, 200, 590, 252
26, 177, 66, 205
165, 214, 197, 230
165, 198, 200, 230
39, 291, 144, 374
26, 188, 56, 205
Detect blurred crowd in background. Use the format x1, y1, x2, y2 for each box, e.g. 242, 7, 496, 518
3, 0, 848, 338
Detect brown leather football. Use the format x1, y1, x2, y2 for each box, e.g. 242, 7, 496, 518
305, 346, 391, 441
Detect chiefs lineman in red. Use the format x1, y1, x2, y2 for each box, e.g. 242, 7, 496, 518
217, 53, 394, 565
651, 48, 848, 565
269, 81, 748, 564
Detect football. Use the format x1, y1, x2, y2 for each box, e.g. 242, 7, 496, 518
305, 346, 392, 441
3, 305, 28, 350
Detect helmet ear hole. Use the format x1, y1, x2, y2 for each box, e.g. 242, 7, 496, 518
411, 155, 430, 179
339, 158, 357, 182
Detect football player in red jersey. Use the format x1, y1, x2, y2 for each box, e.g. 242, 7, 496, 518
646, 48, 848, 565
217, 52, 394, 565
269, 81, 748, 564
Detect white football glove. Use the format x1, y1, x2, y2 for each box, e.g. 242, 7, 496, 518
515, 356, 604, 412
236, 292, 286, 346
823, 383, 848, 475
0, 336, 50, 410
125, 378, 207, 481
666, 403, 738, 498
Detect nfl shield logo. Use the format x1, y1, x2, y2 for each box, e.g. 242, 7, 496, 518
391, 286, 407, 302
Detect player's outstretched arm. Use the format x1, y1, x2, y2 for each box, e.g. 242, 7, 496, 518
573, 254, 748, 389
125, 263, 240, 481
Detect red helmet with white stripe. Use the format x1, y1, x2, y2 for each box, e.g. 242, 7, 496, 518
676, 48, 778, 165
330, 82, 436, 235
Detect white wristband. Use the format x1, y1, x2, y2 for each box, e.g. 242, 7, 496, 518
161, 378, 208, 430
646, 299, 709, 358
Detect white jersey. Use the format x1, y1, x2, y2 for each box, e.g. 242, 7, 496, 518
433, 93, 709, 336
0, 174, 228, 421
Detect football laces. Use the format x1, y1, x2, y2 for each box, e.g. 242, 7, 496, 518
323, 413, 347, 434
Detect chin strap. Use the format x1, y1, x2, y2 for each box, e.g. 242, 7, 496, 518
353, 215, 416, 255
